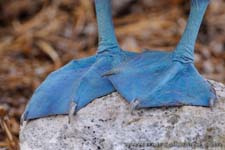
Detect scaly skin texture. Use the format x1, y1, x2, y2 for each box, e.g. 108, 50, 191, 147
22, 0, 137, 121
106, 0, 217, 109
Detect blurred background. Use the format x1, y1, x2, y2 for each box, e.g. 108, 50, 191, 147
0, 0, 224, 149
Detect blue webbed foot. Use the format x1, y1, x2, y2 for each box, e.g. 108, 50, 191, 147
23, 50, 137, 121
105, 51, 217, 109
105, 0, 216, 110
22, 0, 139, 121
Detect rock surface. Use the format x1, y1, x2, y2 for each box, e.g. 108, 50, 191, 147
20, 80, 225, 150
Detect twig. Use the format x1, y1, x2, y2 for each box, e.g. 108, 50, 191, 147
36, 40, 62, 69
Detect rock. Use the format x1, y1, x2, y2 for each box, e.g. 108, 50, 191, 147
20, 80, 225, 150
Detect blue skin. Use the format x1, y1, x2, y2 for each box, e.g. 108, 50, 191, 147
105, 0, 217, 109
23, 0, 217, 121
22, 0, 137, 121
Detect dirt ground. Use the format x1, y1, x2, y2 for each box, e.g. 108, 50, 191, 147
0, 0, 224, 149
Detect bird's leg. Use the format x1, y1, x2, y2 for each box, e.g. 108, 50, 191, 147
95, 0, 119, 53
105, 0, 216, 109
173, 0, 210, 63
22, 0, 137, 121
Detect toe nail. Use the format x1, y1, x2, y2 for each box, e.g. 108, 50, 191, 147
20, 111, 28, 125
68, 101, 77, 123
209, 99, 214, 108
130, 99, 140, 114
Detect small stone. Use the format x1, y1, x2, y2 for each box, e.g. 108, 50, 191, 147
201, 48, 211, 59
112, 0, 135, 15
210, 41, 224, 56
203, 60, 214, 74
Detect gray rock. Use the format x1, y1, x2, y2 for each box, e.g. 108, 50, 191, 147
20, 80, 225, 150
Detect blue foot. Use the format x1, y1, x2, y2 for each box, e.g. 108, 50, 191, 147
23, 50, 137, 121
105, 51, 217, 109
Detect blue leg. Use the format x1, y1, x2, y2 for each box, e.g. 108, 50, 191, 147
22, 0, 137, 121
105, 0, 216, 110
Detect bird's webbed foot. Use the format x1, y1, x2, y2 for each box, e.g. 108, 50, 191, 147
23, 49, 137, 121
105, 51, 217, 110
